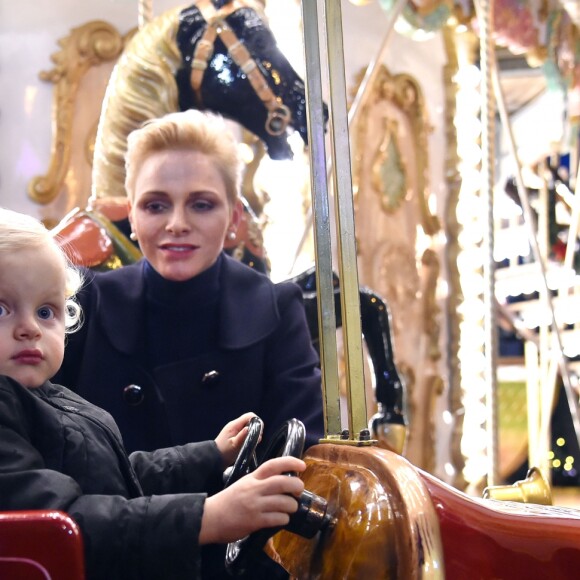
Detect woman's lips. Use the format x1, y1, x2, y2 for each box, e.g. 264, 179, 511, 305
160, 243, 198, 257
160, 242, 198, 249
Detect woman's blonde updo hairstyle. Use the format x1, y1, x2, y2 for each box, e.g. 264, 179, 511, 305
125, 110, 243, 207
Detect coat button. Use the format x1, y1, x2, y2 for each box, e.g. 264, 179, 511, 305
123, 384, 144, 406
201, 370, 220, 385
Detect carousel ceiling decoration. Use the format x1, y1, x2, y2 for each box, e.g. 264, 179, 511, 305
376, 0, 580, 96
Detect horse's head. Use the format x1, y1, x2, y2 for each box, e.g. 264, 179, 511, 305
92, 0, 325, 199
174, 0, 319, 161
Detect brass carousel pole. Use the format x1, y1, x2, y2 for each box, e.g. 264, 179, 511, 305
301, 0, 341, 438
301, 0, 374, 444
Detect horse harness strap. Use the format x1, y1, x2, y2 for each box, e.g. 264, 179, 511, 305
189, 1, 291, 136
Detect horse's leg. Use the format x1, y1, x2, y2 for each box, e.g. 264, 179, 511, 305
295, 268, 406, 453
359, 288, 407, 454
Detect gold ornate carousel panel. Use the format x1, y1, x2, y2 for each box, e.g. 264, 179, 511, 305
28, 21, 135, 226
352, 64, 444, 471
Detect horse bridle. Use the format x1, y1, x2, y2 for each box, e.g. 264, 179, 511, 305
189, 0, 292, 137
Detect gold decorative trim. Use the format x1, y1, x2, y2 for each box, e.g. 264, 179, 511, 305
424, 374, 445, 473
422, 247, 442, 361
351, 61, 445, 471
353, 66, 440, 236
28, 21, 131, 205
85, 119, 100, 166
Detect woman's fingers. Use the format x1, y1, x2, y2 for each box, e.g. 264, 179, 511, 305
227, 411, 258, 435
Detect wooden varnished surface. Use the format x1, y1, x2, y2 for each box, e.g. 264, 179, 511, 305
268, 444, 444, 579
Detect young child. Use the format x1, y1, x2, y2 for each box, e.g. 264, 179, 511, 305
0, 207, 305, 579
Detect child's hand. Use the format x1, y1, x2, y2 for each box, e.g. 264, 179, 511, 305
215, 412, 259, 468
200, 456, 306, 545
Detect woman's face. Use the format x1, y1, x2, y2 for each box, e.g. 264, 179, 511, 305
129, 149, 241, 282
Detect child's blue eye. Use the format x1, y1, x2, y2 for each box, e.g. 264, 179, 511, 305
37, 306, 55, 320
0, 304, 7, 317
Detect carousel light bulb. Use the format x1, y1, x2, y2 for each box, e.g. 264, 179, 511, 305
455, 64, 481, 87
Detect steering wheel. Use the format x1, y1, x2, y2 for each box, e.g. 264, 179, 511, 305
224, 417, 306, 576
223, 416, 264, 488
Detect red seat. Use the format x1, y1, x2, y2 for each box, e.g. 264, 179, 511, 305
0, 510, 85, 580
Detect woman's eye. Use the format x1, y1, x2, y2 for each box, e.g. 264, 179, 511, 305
192, 199, 214, 211
37, 306, 55, 320
144, 201, 167, 213
0, 304, 8, 317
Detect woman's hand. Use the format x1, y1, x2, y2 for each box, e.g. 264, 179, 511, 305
200, 456, 306, 545
214, 412, 259, 468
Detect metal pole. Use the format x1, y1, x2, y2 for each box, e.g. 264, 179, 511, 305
324, 0, 368, 439
301, 0, 341, 437
300, 0, 372, 443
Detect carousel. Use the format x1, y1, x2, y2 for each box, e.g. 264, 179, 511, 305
2, 0, 580, 577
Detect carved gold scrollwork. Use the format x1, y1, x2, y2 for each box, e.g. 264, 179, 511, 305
28, 21, 128, 205
421, 248, 441, 361
424, 373, 445, 473
355, 66, 440, 236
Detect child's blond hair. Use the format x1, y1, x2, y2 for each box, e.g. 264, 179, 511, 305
0, 208, 83, 332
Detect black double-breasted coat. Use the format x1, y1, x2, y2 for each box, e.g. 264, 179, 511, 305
54, 253, 324, 455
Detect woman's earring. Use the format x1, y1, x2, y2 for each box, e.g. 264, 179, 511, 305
227, 231, 236, 241
130, 232, 138, 241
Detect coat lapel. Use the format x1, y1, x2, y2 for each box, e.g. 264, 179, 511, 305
95, 261, 148, 355
219, 254, 280, 349
94, 256, 282, 353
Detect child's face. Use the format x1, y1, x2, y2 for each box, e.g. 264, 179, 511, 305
0, 244, 67, 388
